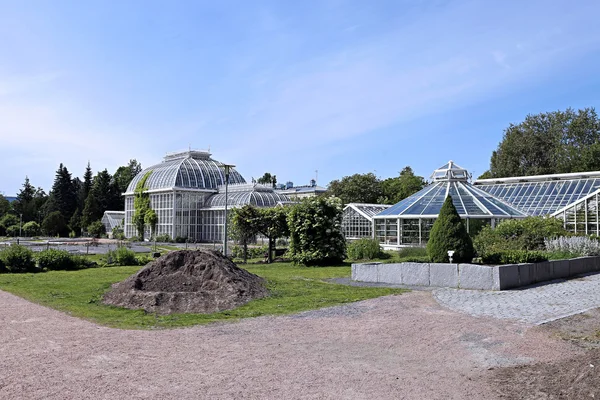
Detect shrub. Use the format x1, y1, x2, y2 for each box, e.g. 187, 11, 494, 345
36, 249, 78, 271
0, 257, 6, 273
22, 221, 41, 237
87, 220, 106, 238
108, 246, 138, 266
155, 234, 173, 243
0, 245, 36, 273
427, 196, 474, 263
347, 238, 382, 260
112, 226, 125, 240
288, 196, 346, 266
474, 217, 566, 257
6, 225, 20, 237
397, 247, 428, 259
481, 250, 548, 265
175, 236, 188, 243
544, 236, 600, 256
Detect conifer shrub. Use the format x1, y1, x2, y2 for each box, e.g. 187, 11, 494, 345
426, 196, 474, 263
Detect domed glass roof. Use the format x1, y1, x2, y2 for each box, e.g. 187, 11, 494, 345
203, 184, 291, 209
377, 161, 528, 218
126, 151, 246, 193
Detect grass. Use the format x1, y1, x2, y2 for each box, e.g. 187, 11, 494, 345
0, 262, 405, 330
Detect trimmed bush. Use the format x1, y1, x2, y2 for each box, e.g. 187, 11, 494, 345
155, 234, 173, 243
87, 220, 106, 238
481, 250, 548, 265
22, 221, 41, 237
36, 249, 78, 271
426, 196, 474, 263
0, 245, 36, 273
347, 238, 382, 260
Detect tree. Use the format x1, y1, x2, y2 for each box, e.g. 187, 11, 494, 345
380, 167, 427, 204
87, 220, 106, 238
0, 194, 10, 219
230, 205, 260, 263
254, 207, 289, 263
45, 164, 78, 221
426, 196, 474, 263
145, 208, 158, 239
80, 162, 93, 208
22, 221, 41, 237
489, 107, 600, 177
81, 194, 100, 231
13, 177, 36, 222
287, 196, 346, 266
0, 214, 19, 236
113, 159, 142, 193
42, 211, 68, 237
69, 208, 82, 237
327, 173, 383, 204
257, 172, 277, 188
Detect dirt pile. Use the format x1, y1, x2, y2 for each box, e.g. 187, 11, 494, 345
103, 249, 268, 314
492, 348, 600, 399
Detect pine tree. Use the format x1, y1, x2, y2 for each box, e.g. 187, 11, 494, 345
13, 177, 37, 222
80, 162, 93, 209
426, 196, 474, 263
45, 164, 78, 221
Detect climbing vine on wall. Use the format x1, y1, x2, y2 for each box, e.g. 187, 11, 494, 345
132, 172, 152, 240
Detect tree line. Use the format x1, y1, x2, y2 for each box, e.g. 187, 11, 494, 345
0, 160, 141, 237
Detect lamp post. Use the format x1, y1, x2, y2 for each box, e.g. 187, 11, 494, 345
223, 164, 235, 257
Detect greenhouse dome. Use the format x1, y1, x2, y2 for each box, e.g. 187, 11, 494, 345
373, 161, 527, 247
203, 183, 292, 209
125, 150, 245, 193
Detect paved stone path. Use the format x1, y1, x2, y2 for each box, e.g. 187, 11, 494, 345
433, 273, 600, 325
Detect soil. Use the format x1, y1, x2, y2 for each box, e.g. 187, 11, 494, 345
102, 249, 268, 314
490, 309, 600, 399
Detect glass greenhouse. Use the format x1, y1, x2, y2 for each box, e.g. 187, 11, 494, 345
373, 161, 527, 247
341, 203, 391, 240
101, 211, 125, 237
474, 171, 600, 216
123, 151, 290, 241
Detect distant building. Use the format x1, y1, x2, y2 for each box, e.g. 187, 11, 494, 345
342, 203, 391, 240
121, 150, 290, 242
275, 179, 327, 199
101, 211, 125, 238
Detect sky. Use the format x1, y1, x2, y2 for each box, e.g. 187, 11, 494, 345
1, 0, 600, 196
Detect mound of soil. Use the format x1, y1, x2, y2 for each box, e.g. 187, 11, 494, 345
103, 249, 268, 315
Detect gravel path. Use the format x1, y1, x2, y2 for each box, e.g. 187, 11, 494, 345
434, 273, 600, 324
0, 290, 579, 399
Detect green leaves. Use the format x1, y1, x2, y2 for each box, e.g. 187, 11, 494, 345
426, 196, 474, 263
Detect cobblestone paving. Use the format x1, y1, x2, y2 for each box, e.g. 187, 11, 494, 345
433, 273, 600, 325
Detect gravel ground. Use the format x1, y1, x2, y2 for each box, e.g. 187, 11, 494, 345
0, 290, 580, 399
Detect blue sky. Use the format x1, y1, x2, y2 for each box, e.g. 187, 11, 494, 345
1, 0, 600, 196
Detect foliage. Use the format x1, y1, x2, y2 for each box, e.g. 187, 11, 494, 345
489, 107, 600, 177
36, 249, 80, 271
132, 171, 152, 240
42, 211, 68, 237
347, 238, 382, 260
231, 245, 269, 260
397, 247, 428, 259
87, 220, 106, 238
380, 167, 427, 204
22, 221, 41, 237
0, 257, 6, 273
107, 246, 138, 266
230, 205, 260, 262
174, 236, 188, 243
45, 164, 78, 221
112, 225, 126, 240
6, 225, 20, 237
154, 234, 173, 243
426, 196, 474, 263
0, 262, 405, 329
544, 236, 600, 257
327, 172, 383, 204
0, 194, 10, 219
288, 196, 346, 265
257, 172, 277, 188
473, 217, 566, 256
0, 245, 36, 273
481, 250, 548, 265
145, 209, 158, 238
113, 159, 142, 197
0, 214, 19, 235
69, 207, 82, 236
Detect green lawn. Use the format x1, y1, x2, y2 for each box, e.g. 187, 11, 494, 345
0, 262, 405, 330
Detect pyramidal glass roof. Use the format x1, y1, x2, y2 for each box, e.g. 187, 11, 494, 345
376, 161, 528, 219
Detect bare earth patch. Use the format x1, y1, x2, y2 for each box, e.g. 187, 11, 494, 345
0, 288, 585, 399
